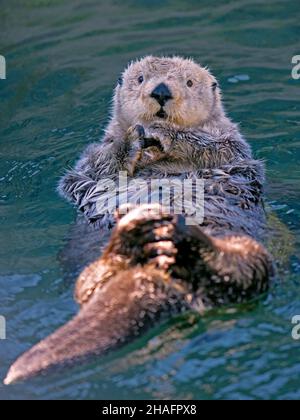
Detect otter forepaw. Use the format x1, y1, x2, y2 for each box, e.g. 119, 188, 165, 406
144, 124, 173, 153
127, 124, 165, 152
126, 124, 169, 174
126, 124, 145, 143
125, 125, 146, 176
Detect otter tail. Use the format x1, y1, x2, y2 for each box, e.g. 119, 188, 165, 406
4, 266, 180, 385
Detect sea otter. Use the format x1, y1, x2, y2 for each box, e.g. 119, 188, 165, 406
4, 56, 273, 384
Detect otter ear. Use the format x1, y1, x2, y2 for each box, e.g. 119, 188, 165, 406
211, 81, 218, 91
117, 76, 123, 86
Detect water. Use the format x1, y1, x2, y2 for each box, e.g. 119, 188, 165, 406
0, 0, 300, 400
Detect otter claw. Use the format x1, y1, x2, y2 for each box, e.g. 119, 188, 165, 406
135, 124, 145, 138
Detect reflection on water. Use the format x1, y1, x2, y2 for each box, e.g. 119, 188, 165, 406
0, 0, 300, 400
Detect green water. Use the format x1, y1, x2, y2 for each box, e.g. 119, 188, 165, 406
0, 0, 300, 400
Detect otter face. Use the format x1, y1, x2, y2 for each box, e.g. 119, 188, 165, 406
115, 56, 222, 129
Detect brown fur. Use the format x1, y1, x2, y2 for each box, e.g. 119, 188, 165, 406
4, 205, 273, 385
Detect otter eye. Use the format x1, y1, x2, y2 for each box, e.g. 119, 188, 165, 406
212, 81, 218, 91
187, 80, 193, 87
138, 75, 144, 84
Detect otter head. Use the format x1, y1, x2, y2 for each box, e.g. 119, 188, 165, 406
114, 56, 223, 129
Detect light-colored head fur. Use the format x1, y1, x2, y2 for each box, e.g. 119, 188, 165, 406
110, 56, 224, 132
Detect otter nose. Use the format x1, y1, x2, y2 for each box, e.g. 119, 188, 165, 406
150, 83, 172, 106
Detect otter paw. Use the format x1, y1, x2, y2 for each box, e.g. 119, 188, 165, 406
144, 124, 173, 153
126, 124, 145, 143
127, 124, 165, 152
125, 125, 146, 175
